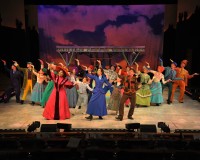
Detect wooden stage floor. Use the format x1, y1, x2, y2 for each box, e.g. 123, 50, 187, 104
0, 90, 200, 133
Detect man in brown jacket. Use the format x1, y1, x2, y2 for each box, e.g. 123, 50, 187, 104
116, 68, 139, 121
13, 61, 36, 104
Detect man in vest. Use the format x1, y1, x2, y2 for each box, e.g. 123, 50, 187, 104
160, 59, 182, 104
170, 59, 199, 103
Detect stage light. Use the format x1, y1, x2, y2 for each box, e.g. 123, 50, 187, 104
157, 122, 170, 133
27, 121, 40, 132
125, 123, 140, 132
57, 123, 72, 132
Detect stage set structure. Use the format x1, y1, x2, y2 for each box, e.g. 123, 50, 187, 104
56, 46, 145, 66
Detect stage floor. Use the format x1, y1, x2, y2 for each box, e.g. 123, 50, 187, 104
0, 90, 200, 133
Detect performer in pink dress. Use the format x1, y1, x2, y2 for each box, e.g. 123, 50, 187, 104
43, 64, 74, 120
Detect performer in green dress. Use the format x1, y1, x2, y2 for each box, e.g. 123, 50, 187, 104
40, 61, 57, 107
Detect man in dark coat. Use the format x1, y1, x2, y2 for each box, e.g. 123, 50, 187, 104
0, 60, 23, 103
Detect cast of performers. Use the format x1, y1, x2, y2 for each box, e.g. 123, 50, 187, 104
83, 66, 112, 120
0, 60, 23, 103
43, 63, 74, 120
116, 68, 139, 121
170, 59, 199, 103
2, 57, 199, 122
13, 61, 36, 104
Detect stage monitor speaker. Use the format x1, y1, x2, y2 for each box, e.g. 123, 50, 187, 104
140, 124, 157, 133
57, 123, 72, 132
40, 124, 57, 132
125, 123, 140, 131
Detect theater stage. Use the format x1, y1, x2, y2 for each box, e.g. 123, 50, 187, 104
0, 90, 200, 133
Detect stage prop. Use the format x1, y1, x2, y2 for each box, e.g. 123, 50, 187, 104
56, 46, 145, 66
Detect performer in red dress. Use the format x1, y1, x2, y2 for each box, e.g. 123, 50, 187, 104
43, 64, 74, 120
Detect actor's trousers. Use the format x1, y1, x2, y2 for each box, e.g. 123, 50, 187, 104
170, 80, 185, 103
162, 82, 173, 101
22, 80, 32, 101
118, 93, 136, 119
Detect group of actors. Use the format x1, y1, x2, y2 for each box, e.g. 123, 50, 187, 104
0, 58, 199, 121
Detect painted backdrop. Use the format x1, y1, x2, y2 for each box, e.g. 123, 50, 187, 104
38, 5, 165, 69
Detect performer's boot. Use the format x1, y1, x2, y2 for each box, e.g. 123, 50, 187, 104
85, 115, 93, 121
116, 116, 123, 121
20, 100, 24, 104
73, 106, 79, 115
127, 116, 134, 120
99, 116, 103, 120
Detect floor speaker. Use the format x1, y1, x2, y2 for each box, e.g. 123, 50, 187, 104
40, 124, 57, 132
140, 124, 157, 133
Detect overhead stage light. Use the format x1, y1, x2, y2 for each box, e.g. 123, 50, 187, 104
157, 122, 170, 133
27, 121, 40, 132
125, 123, 140, 132
57, 123, 72, 132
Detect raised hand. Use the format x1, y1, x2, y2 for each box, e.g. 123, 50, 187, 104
82, 65, 87, 70
38, 59, 44, 65
145, 61, 150, 68
193, 73, 199, 76
12, 60, 18, 66
97, 60, 101, 64
59, 62, 64, 67
1, 59, 6, 65
134, 62, 138, 66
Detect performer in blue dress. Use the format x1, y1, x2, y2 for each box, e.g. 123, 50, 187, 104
83, 66, 112, 120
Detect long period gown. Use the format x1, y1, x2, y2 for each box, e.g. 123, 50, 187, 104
136, 73, 152, 106
107, 83, 122, 112
43, 71, 73, 120
150, 72, 165, 104
31, 72, 46, 104
40, 70, 57, 107
86, 73, 112, 116
66, 75, 78, 108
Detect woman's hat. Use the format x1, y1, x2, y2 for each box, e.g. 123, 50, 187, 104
56, 66, 69, 76
88, 65, 94, 70
158, 66, 165, 73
